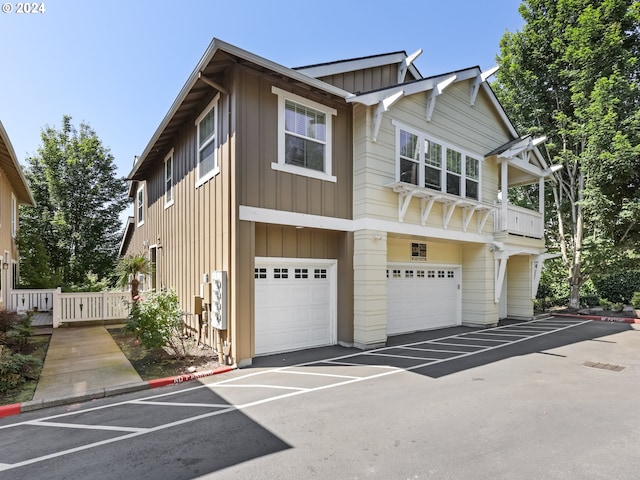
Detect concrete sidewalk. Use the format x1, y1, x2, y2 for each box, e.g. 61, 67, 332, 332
32, 326, 146, 403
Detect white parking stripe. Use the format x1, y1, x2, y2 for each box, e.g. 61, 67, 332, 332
26, 421, 146, 433
364, 352, 440, 361
131, 401, 229, 408
0, 317, 593, 473
278, 370, 360, 380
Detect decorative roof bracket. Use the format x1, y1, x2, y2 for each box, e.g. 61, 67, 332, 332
420, 195, 441, 225
198, 72, 228, 95
398, 188, 418, 222
373, 90, 404, 141
442, 199, 462, 228
462, 205, 480, 232
477, 208, 492, 233
398, 49, 423, 84
426, 74, 456, 121
469, 66, 499, 106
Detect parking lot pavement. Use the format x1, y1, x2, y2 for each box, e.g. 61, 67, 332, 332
1, 317, 638, 480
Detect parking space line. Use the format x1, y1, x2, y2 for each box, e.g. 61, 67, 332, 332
131, 400, 229, 408
364, 352, 440, 361
277, 370, 360, 380
428, 341, 488, 348
26, 421, 146, 433
457, 335, 509, 342
400, 346, 470, 354
212, 384, 307, 391
324, 360, 400, 368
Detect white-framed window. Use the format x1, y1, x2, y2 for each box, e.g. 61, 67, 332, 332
271, 86, 337, 183
195, 95, 220, 187
10, 193, 17, 238
393, 120, 482, 201
136, 183, 145, 227
164, 149, 174, 208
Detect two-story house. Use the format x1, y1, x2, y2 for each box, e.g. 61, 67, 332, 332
0, 121, 36, 307
122, 38, 554, 367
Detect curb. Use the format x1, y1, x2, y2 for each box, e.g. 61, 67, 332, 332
0, 364, 236, 419
554, 313, 640, 324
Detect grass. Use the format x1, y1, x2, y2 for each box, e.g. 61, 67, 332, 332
0, 334, 50, 405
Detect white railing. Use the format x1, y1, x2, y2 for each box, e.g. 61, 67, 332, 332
495, 204, 544, 239
10, 289, 57, 312
10, 288, 131, 328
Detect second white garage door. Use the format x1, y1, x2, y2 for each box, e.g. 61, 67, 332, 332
387, 264, 461, 335
254, 258, 336, 356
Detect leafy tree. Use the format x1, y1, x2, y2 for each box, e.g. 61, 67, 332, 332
20, 116, 128, 288
495, 0, 640, 307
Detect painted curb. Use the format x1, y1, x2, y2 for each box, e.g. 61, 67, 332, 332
0, 365, 236, 419
148, 365, 236, 388
554, 313, 640, 324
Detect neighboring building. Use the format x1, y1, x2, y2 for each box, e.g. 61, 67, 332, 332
123, 38, 555, 366
0, 121, 36, 307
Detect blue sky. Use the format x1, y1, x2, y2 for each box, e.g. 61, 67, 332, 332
0, 0, 523, 195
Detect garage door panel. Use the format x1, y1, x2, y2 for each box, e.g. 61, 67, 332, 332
255, 260, 335, 356
387, 265, 460, 335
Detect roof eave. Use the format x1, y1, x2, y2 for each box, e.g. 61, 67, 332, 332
0, 121, 36, 206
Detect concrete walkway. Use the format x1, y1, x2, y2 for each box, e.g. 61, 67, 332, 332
33, 326, 144, 402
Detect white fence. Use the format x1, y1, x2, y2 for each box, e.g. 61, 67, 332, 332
10, 288, 131, 328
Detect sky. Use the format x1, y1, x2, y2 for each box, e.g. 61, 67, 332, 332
0, 0, 524, 217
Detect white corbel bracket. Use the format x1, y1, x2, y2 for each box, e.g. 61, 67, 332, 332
469, 66, 499, 106
442, 199, 462, 229
426, 74, 457, 122
373, 90, 404, 141
397, 188, 419, 222
398, 49, 423, 84
420, 195, 441, 225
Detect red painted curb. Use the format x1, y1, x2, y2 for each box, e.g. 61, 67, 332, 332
147, 365, 236, 389
554, 313, 640, 324
0, 403, 21, 418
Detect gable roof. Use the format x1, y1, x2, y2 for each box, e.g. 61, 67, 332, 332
128, 38, 355, 181
0, 121, 35, 206
294, 51, 423, 83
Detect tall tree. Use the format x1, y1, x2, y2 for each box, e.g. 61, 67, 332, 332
495, 0, 640, 307
19, 115, 128, 288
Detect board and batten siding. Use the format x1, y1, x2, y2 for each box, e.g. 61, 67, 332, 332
236, 67, 352, 220
127, 90, 232, 350
316, 64, 412, 93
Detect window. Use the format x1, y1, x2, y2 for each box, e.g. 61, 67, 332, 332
195, 95, 220, 186
295, 268, 309, 279
272, 86, 337, 182
274, 268, 289, 279
255, 268, 267, 279
11, 193, 16, 238
393, 121, 482, 201
136, 184, 144, 227
411, 242, 427, 261
164, 149, 174, 208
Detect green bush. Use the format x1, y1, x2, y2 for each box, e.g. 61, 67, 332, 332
592, 271, 640, 304
599, 298, 613, 310
125, 289, 187, 358
631, 292, 640, 309
0, 347, 41, 393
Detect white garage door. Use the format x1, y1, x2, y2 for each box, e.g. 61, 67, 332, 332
387, 264, 461, 335
254, 258, 336, 356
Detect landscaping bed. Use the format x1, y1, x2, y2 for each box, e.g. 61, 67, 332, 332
0, 333, 50, 405
107, 327, 219, 381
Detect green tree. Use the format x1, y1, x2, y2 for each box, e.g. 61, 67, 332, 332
20, 116, 128, 288
495, 0, 640, 307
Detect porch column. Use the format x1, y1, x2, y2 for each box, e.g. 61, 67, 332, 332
353, 229, 387, 349
501, 160, 509, 231
538, 176, 544, 216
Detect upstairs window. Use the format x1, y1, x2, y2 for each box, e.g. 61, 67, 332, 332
164, 149, 174, 208
136, 184, 145, 227
195, 95, 220, 186
393, 121, 482, 201
272, 86, 337, 182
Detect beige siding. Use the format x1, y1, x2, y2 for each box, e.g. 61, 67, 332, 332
461, 243, 499, 326
507, 255, 534, 319
0, 167, 18, 303
387, 237, 461, 264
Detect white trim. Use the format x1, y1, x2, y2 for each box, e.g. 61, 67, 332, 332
239, 205, 501, 244
195, 94, 221, 188
164, 148, 174, 209
392, 119, 484, 202
271, 86, 337, 182
136, 183, 145, 227
239, 205, 353, 231
10, 193, 17, 238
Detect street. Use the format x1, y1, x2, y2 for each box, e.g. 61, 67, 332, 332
1, 317, 638, 479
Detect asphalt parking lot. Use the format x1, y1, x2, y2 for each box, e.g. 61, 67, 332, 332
1, 317, 638, 479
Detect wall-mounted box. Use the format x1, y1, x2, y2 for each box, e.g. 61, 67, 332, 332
193, 295, 203, 315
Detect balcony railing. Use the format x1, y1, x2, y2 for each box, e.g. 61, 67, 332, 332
495, 204, 544, 239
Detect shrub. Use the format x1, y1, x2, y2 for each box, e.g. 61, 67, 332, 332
592, 271, 640, 304
631, 292, 640, 309
125, 289, 188, 358
599, 298, 613, 310
0, 347, 41, 393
